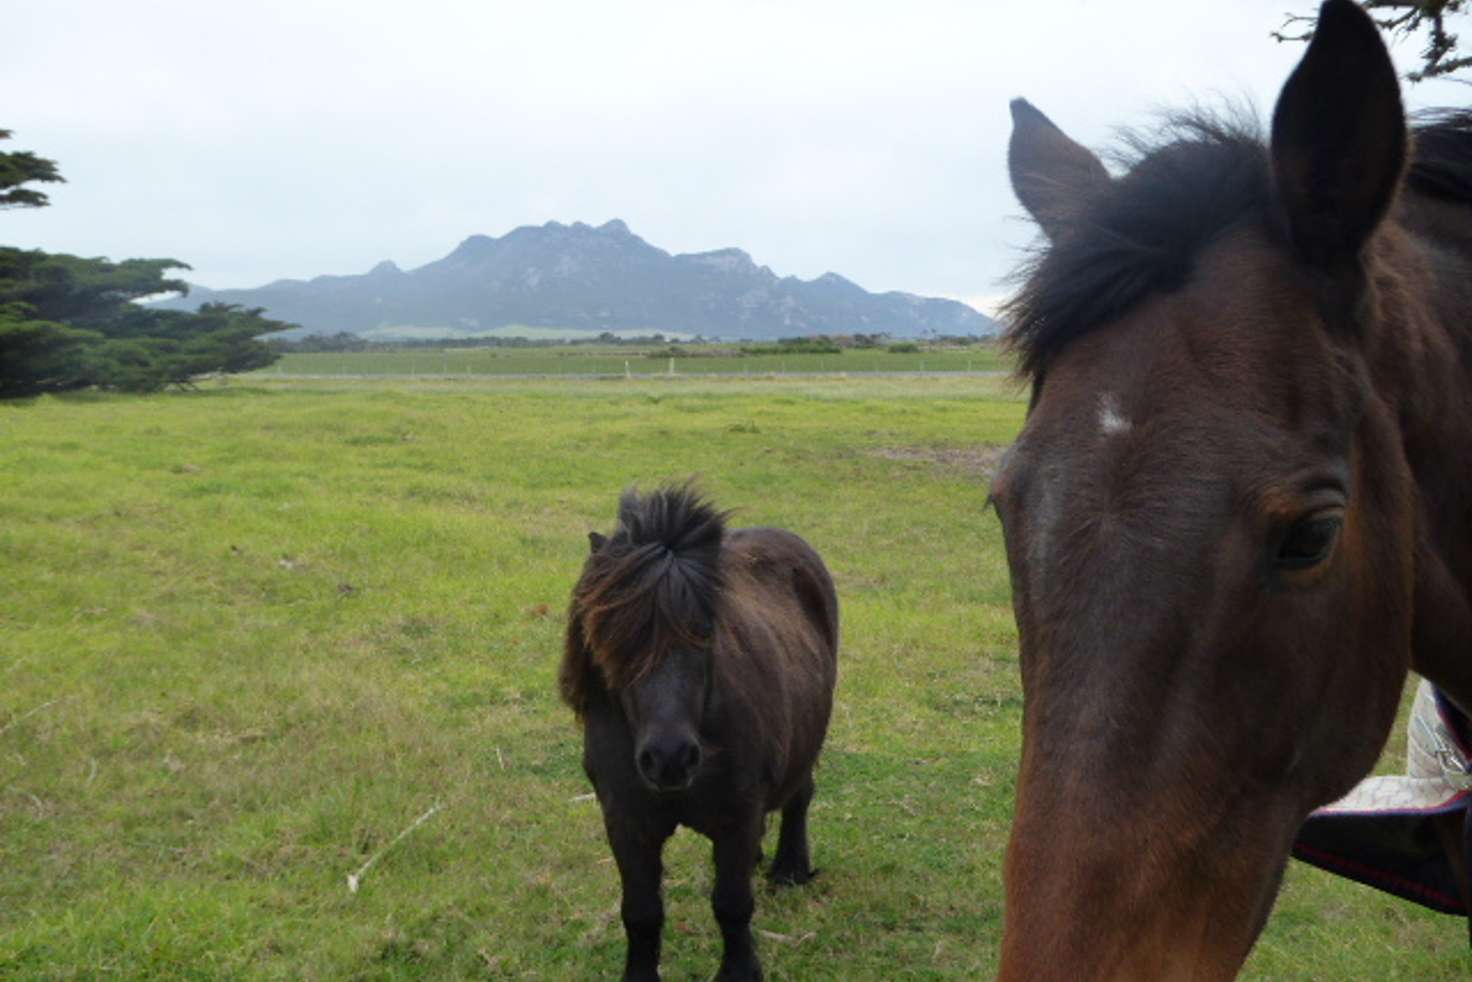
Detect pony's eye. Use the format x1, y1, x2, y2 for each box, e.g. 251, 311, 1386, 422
1276, 515, 1342, 570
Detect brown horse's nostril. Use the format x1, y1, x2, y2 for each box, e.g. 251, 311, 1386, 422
682, 742, 701, 774
637, 748, 657, 781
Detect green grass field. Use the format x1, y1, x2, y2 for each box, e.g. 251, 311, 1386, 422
265, 344, 1009, 378
3, 375, 1467, 979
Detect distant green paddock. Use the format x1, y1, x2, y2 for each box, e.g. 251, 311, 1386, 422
264, 344, 1011, 377
2, 374, 1465, 978
352, 325, 699, 343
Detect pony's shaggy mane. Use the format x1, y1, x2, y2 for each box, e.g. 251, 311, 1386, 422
560, 484, 730, 715
1003, 108, 1472, 382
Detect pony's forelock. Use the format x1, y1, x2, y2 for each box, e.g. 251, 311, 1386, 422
561, 484, 729, 713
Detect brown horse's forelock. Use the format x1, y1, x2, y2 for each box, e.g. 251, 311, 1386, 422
1003, 109, 1472, 386
564, 486, 728, 702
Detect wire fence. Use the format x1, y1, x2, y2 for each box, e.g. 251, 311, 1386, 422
265, 350, 1011, 378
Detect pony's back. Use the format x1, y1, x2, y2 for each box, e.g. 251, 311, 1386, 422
717, 525, 840, 806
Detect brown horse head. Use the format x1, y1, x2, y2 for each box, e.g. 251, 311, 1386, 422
991, 0, 1472, 975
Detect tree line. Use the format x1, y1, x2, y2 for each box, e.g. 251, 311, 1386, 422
1278, 1, 1469, 81
1, 130, 290, 397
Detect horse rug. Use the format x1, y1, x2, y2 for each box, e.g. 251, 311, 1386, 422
1294, 679, 1472, 915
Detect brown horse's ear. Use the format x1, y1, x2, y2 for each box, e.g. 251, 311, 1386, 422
1008, 98, 1110, 240
1270, 0, 1406, 270
588, 531, 607, 553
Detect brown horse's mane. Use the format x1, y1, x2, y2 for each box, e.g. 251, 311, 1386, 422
1003, 108, 1472, 382
560, 484, 730, 715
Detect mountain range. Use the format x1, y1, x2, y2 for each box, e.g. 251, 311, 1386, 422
154, 220, 998, 340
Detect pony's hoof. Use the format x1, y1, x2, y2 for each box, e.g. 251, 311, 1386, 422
768, 865, 818, 887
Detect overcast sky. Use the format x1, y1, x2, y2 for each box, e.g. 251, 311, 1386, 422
5, 1, 1465, 314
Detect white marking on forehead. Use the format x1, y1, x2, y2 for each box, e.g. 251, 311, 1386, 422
1098, 392, 1132, 436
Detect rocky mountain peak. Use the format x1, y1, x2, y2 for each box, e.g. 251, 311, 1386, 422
151, 220, 998, 340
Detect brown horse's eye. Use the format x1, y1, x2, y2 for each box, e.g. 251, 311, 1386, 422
1276, 515, 1342, 570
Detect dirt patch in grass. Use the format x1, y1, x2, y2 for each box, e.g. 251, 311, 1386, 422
867, 445, 1008, 482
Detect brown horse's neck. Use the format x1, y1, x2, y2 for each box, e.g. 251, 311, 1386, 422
1374, 194, 1472, 714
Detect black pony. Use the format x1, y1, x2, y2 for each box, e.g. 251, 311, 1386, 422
561, 485, 839, 981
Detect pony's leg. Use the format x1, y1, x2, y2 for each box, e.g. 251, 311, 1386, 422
769, 774, 817, 885
606, 813, 670, 982
712, 811, 765, 981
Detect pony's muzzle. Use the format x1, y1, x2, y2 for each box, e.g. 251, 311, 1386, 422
635, 735, 702, 792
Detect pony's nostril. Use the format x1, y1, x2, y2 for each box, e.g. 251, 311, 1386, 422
683, 743, 701, 772
637, 749, 656, 777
